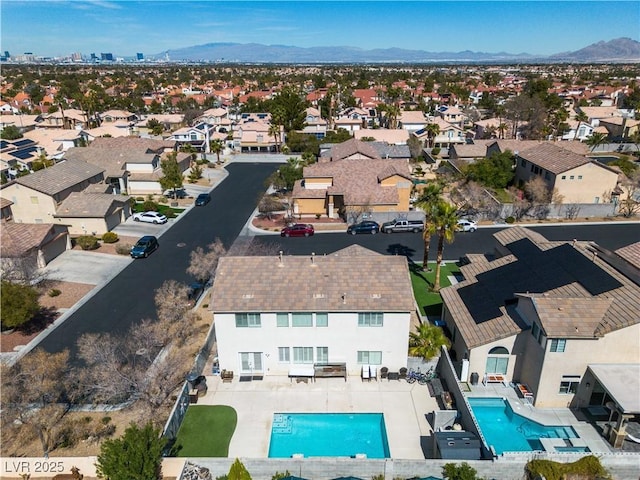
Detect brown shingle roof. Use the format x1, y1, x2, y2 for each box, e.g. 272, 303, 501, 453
16, 158, 105, 196
1, 223, 56, 257
442, 226, 640, 349
54, 192, 129, 218
211, 247, 414, 313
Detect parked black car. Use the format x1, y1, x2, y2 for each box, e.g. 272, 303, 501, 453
195, 193, 211, 206
130, 235, 159, 258
347, 220, 380, 235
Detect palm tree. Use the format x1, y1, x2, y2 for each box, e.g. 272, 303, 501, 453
573, 111, 589, 141
586, 132, 607, 152
408, 322, 451, 361
425, 123, 440, 148
413, 182, 443, 272
268, 123, 280, 153
209, 139, 224, 164
432, 201, 459, 292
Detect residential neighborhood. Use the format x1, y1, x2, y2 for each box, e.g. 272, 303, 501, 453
1, 58, 639, 480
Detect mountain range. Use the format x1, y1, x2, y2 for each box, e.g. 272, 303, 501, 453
155, 37, 640, 63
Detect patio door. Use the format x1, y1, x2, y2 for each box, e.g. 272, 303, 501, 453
485, 346, 509, 375
239, 352, 263, 374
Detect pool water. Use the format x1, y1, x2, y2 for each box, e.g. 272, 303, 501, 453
468, 397, 578, 454
268, 413, 390, 458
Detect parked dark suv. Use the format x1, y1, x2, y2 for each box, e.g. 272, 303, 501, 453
195, 193, 211, 206
347, 220, 380, 235
130, 235, 159, 258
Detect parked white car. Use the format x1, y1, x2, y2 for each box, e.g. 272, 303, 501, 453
132, 211, 168, 224
457, 219, 477, 232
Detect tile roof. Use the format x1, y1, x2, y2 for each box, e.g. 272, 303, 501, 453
63, 146, 154, 177
211, 246, 414, 313
295, 158, 410, 206
615, 241, 640, 269
324, 138, 380, 162
354, 129, 409, 145
1, 222, 56, 257
54, 192, 129, 218
89, 136, 175, 153
517, 142, 593, 174
441, 226, 640, 349
16, 158, 105, 196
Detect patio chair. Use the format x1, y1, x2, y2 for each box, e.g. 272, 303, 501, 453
369, 365, 378, 381
399, 367, 408, 380
361, 365, 370, 382
380, 367, 388, 379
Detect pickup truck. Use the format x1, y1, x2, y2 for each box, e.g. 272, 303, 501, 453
381, 218, 424, 233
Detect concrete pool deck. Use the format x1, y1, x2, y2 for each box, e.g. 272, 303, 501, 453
197, 374, 439, 459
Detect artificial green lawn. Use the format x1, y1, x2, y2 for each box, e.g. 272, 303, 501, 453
132, 203, 184, 217
410, 261, 461, 317
172, 405, 237, 457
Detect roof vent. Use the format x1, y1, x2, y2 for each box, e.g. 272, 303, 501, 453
313, 293, 326, 299
310, 252, 316, 266
278, 250, 283, 266
342, 292, 347, 305
371, 293, 381, 299
242, 294, 254, 299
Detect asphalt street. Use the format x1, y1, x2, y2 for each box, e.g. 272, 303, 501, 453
32, 159, 640, 364
36, 162, 278, 363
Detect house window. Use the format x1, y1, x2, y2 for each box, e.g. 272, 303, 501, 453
559, 375, 580, 394
316, 347, 328, 363
485, 346, 509, 374
278, 347, 290, 363
357, 351, 382, 365
561, 175, 566, 180
550, 338, 566, 352
276, 313, 289, 327
570, 175, 574, 180
293, 347, 314, 363
292, 312, 313, 327
190, 133, 197, 140
578, 175, 583, 180
315, 313, 328, 327
235, 313, 261, 327
30, 196, 39, 204
358, 312, 383, 327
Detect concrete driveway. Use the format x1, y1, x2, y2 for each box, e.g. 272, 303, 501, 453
41, 250, 131, 285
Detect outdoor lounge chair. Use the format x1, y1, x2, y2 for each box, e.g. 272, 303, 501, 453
380, 367, 388, 379
399, 367, 407, 380
361, 365, 370, 381
369, 365, 377, 381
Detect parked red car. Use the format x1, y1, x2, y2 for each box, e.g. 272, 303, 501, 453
281, 223, 315, 237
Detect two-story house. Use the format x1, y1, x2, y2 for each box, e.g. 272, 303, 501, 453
168, 122, 216, 152
514, 143, 619, 204
211, 245, 415, 378
439, 227, 640, 408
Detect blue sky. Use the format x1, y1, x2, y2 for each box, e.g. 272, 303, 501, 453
1, 1, 638, 58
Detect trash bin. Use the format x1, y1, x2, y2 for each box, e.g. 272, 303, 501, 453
186, 373, 199, 389
470, 372, 479, 385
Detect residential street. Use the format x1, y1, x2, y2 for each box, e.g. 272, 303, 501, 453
33, 160, 639, 365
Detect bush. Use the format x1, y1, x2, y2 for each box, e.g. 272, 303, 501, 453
135, 196, 145, 202
101, 416, 112, 425
115, 243, 132, 255
142, 200, 158, 212
431, 146, 441, 156
48, 288, 62, 297
525, 455, 610, 480
102, 232, 119, 243
505, 216, 515, 224
76, 236, 99, 250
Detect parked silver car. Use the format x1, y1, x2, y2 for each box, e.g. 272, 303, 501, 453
132, 211, 168, 224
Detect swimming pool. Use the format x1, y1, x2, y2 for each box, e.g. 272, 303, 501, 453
268, 413, 390, 458
468, 397, 578, 454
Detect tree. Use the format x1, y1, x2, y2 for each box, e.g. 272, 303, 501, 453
96, 422, 166, 480
267, 162, 303, 191
187, 238, 227, 284
524, 176, 562, 220
463, 151, 515, 189
1, 124, 23, 140
432, 201, 459, 292
258, 194, 284, 220
210, 138, 224, 163
188, 163, 203, 183
407, 134, 423, 159
573, 110, 589, 140
617, 169, 640, 218
269, 86, 307, 133
159, 151, 183, 196
414, 182, 443, 271
227, 458, 252, 480
442, 462, 480, 480
425, 123, 440, 148
1, 280, 40, 330
586, 132, 607, 152
408, 323, 450, 360
147, 118, 164, 136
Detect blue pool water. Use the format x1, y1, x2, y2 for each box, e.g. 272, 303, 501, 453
268, 413, 390, 458
468, 397, 578, 454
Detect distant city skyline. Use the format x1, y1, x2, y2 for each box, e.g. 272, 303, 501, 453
1, 1, 639, 59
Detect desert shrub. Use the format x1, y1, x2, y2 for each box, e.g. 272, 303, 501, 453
525, 455, 610, 480
115, 243, 132, 255
101, 416, 112, 424
76, 236, 99, 250
102, 232, 118, 243
135, 196, 145, 202
158, 196, 168, 204
142, 200, 158, 211
48, 288, 62, 297
505, 216, 515, 224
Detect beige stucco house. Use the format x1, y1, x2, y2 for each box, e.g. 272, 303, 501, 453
293, 139, 412, 218
514, 143, 619, 204
440, 227, 640, 408
211, 245, 415, 378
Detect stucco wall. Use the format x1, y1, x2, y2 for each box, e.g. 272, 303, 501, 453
214, 311, 411, 377
1, 184, 57, 223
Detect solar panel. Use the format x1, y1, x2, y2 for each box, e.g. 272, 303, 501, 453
12, 139, 35, 148
0, 140, 8, 149
9, 147, 38, 160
